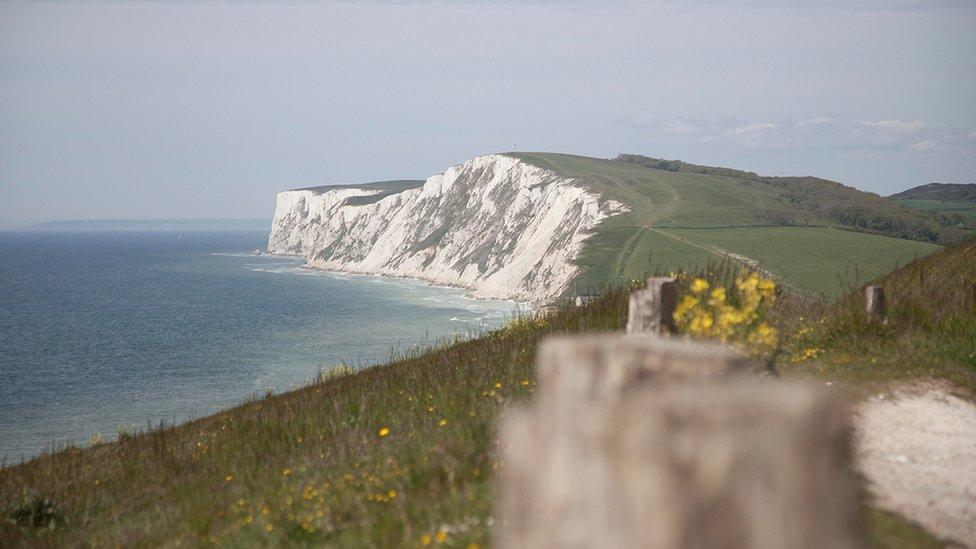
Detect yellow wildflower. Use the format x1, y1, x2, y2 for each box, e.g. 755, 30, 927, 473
708, 286, 726, 305
378, 427, 390, 438
435, 529, 448, 543
688, 312, 714, 335
796, 347, 821, 362
690, 278, 710, 295
737, 272, 760, 292
421, 533, 432, 546
438, 419, 448, 427
674, 295, 698, 318
674, 270, 778, 358
747, 322, 778, 348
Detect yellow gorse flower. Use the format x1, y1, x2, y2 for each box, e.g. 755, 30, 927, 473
708, 287, 726, 305
674, 271, 779, 357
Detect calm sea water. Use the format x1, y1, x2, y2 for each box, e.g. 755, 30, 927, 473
0, 231, 517, 462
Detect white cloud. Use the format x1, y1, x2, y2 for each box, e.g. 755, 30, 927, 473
617, 114, 974, 155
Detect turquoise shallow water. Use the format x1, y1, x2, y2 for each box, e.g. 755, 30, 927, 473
0, 231, 517, 462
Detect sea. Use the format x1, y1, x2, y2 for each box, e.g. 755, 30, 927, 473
0, 230, 519, 463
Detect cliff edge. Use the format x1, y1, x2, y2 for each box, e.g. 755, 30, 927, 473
267, 154, 627, 303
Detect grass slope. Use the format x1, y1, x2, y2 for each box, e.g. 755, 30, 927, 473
616, 154, 969, 244
508, 152, 942, 297
5, 263, 964, 546
781, 239, 976, 392
0, 298, 624, 547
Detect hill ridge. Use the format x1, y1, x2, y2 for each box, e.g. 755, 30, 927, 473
889, 182, 976, 202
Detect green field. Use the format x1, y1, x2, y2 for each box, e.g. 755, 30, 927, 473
894, 198, 976, 222
659, 227, 941, 296
509, 153, 944, 297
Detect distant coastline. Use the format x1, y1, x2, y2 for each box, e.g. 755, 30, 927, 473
19, 218, 271, 232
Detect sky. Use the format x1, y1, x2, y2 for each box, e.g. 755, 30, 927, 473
1, 1, 974, 229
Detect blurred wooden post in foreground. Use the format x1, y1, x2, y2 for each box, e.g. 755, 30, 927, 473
536, 335, 753, 402
498, 336, 862, 549
865, 285, 886, 319
627, 277, 677, 335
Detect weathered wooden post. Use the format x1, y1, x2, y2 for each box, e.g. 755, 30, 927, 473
626, 277, 678, 335
865, 285, 885, 319
535, 334, 754, 403
498, 378, 861, 549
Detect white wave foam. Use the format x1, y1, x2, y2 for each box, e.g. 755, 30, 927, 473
212, 251, 266, 258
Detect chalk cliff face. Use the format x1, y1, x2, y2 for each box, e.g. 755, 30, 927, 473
267, 154, 626, 303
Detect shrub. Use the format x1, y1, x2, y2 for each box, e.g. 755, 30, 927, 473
673, 271, 780, 361
9, 491, 64, 530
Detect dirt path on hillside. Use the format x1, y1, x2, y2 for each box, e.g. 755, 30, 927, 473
855, 381, 976, 547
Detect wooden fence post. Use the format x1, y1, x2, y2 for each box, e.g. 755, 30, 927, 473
627, 277, 678, 335
536, 334, 754, 404
498, 379, 861, 549
865, 285, 885, 319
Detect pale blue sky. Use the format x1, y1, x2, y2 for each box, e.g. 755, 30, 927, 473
1, 0, 974, 228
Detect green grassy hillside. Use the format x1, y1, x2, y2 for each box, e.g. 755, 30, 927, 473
0, 296, 623, 547
893, 198, 976, 228
6, 257, 966, 547
887, 180, 976, 230
659, 227, 939, 296
781, 239, 976, 392
889, 182, 976, 202
615, 154, 971, 244
509, 152, 944, 297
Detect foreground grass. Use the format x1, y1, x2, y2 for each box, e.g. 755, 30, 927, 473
4, 243, 973, 546
0, 294, 627, 547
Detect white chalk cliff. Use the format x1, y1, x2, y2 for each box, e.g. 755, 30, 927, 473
267, 154, 626, 303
